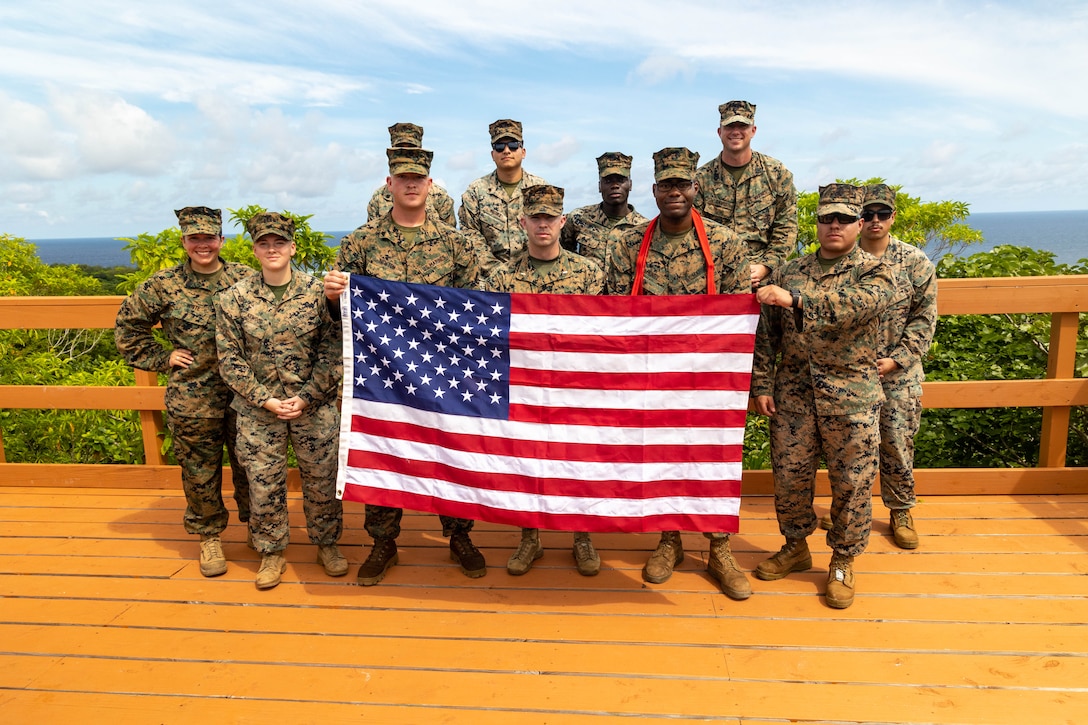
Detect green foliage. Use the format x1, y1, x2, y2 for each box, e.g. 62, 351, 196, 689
796, 178, 984, 259
116, 228, 187, 294
918, 245, 1088, 467
0, 337, 144, 463
0, 234, 107, 296
227, 204, 336, 276
742, 413, 770, 470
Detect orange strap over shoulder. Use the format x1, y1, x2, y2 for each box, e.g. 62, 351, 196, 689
629, 208, 716, 296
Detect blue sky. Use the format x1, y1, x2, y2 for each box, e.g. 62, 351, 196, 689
2, 1, 1086, 239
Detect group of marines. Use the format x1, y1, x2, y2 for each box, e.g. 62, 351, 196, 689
115, 99, 937, 610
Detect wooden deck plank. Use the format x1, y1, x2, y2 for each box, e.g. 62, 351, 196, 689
3, 534, 1087, 573
0, 691, 713, 725
1, 596, 1079, 655
2, 572, 1086, 626
4, 622, 1087, 692
1, 486, 1086, 724
0, 654, 1082, 724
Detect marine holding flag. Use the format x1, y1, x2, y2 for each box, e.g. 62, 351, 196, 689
606, 147, 755, 601
324, 144, 484, 585
336, 253, 758, 560
482, 183, 607, 578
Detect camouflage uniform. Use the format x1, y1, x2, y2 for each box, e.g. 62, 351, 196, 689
367, 183, 456, 228
694, 101, 797, 274
560, 203, 648, 269
336, 211, 478, 539
460, 168, 548, 278
216, 266, 343, 554
115, 252, 257, 537
488, 248, 604, 295
873, 235, 938, 509
607, 219, 750, 297
607, 148, 751, 549
751, 242, 899, 557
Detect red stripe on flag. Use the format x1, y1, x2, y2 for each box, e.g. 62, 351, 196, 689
507, 367, 751, 391
340, 485, 740, 534
351, 414, 741, 464
507, 404, 748, 429
346, 449, 741, 498
509, 332, 756, 354
510, 292, 760, 317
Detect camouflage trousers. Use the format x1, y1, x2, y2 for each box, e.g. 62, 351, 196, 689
167, 410, 249, 537
878, 395, 921, 510
365, 504, 474, 541
769, 404, 881, 557
235, 400, 343, 554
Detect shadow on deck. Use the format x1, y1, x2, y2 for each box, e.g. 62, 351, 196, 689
1, 486, 1086, 724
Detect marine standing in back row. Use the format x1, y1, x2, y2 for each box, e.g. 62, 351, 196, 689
695, 101, 797, 288
560, 152, 647, 268
459, 119, 547, 279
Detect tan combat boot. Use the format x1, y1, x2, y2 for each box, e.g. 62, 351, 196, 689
255, 553, 286, 590
317, 543, 349, 577
890, 509, 919, 549
199, 534, 227, 577
507, 528, 544, 576
642, 531, 684, 584
825, 552, 855, 609
754, 538, 812, 581
818, 514, 833, 531
572, 532, 600, 576
707, 538, 752, 600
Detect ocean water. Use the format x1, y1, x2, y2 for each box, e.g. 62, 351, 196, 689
25, 210, 1088, 268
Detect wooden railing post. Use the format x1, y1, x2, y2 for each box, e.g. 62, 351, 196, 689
133, 369, 166, 465
1038, 311, 1080, 467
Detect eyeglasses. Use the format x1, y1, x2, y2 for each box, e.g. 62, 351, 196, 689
861, 209, 894, 222
492, 140, 522, 152
656, 179, 693, 192
816, 213, 859, 225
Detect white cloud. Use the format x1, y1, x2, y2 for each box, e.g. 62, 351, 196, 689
533, 135, 581, 166
52, 91, 175, 174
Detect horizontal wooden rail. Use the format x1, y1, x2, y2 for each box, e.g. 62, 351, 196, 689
0, 277, 1085, 492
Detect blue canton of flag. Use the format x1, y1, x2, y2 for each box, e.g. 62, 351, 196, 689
348, 275, 512, 420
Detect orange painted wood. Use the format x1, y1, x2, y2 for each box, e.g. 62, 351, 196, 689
0, 295, 125, 329
2, 483, 1086, 725
936, 276, 1088, 314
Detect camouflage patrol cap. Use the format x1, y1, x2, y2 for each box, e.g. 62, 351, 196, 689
817, 183, 864, 217
489, 119, 523, 143
175, 206, 222, 236
652, 147, 700, 182
522, 185, 565, 217
596, 152, 633, 178
719, 100, 756, 126
246, 211, 295, 243
387, 147, 433, 176
388, 122, 424, 148
862, 183, 897, 211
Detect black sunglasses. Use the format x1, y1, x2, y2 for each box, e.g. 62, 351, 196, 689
492, 140, 522, 152
861, 209, 894, 222
816, 213, 859, 225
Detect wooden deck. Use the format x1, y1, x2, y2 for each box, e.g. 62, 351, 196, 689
1, 486, 1085, 723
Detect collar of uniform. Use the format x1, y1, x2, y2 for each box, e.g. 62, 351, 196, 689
716, 148, 766, 182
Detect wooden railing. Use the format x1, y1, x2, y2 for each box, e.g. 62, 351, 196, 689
1, 277, 1085, 494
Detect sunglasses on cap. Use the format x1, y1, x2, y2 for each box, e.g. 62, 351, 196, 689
861, 209, 894, 222
492, 140, 522, 152
816, 213, 860, 225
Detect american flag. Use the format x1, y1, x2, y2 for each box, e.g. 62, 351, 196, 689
335, 274, 759, 533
